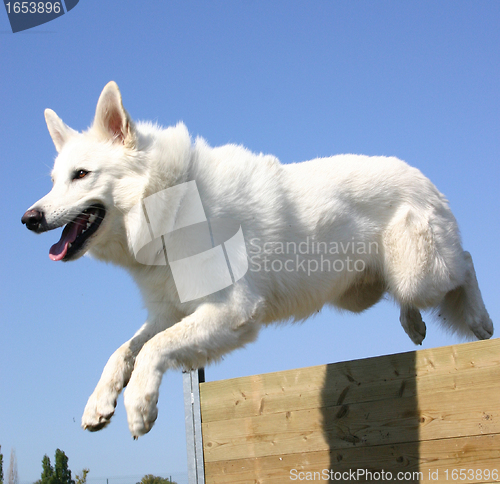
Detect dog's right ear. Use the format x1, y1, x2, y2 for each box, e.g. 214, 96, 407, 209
44, 109, 75, 153
93, 81, 136, 149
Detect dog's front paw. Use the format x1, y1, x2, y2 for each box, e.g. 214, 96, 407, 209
81, 386, 118, 432
123, 384, 159, 439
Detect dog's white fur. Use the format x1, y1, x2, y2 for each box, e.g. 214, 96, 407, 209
26, 82, 492, 438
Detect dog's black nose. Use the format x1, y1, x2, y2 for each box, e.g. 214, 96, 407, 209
21, 209, 44, 231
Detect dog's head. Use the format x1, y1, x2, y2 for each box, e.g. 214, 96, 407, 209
21, 81, 141, 262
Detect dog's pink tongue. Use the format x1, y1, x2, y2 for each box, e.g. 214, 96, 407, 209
49, 221, 82, 261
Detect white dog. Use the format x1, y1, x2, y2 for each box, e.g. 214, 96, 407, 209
22, 81, 492, 438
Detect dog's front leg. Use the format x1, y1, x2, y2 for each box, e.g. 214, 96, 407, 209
123, 302, 260, 438
82, 316, 177, 431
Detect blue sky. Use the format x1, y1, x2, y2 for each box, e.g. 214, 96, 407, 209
1, 2, 499, 484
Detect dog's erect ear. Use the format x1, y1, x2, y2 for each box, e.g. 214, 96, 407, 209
93, 81, 136, 148
44, 109, 76, 153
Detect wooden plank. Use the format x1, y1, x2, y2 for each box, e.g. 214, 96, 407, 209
201, 339, 500, 482
202, 380, 500, 462
200, 339, 500, 423
205, 434, 500, 484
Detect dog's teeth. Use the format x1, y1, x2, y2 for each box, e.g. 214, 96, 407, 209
86, 222, 92, 230
89, 213, 97, 224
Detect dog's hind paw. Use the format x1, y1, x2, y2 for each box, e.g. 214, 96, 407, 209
400, 306, 427, 346
469, 313, 494, 340
81, 388, 118, 432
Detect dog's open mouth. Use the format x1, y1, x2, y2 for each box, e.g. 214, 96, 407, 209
49, 204, 106, 261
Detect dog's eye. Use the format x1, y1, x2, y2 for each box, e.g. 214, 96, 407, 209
73, 169, 89, 180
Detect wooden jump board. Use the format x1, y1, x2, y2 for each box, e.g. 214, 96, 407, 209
199, 338, 500, 483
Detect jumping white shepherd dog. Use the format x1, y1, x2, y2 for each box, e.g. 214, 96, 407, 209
22, 81, 492, 438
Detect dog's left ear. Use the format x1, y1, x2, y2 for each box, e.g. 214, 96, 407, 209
45, 109, 77, 153
94, 81, 136, 148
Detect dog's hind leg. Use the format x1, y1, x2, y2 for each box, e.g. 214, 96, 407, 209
383, 205, 465, 344
436, 251, 493, 340
400, 305, 427, 345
